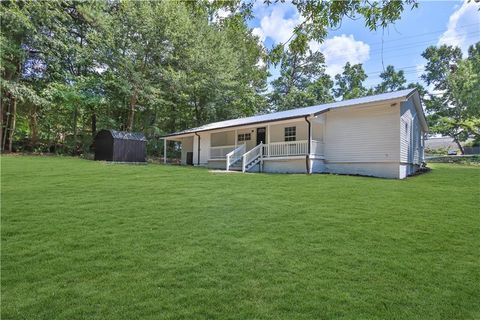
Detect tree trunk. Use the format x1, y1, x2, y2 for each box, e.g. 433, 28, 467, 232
127, 91, 137, 131
453, 137, 465, 155
29, 109, 39, 147
0, 96, 5, 152
91, 113, 97, 138
73, 106, 78, 142
8, 95, 17, 152
2, 92, 11, 152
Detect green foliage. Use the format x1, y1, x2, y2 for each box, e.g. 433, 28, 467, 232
333, 62, 368, 99
1, 0, 268, 154
375, 65, 407, 93
422, 43, 480, 153
270, 49, 333, 110
268, 0, 418, 55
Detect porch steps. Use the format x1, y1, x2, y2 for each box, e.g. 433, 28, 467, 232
244, 156, 261, 172
228, 163, 242, 171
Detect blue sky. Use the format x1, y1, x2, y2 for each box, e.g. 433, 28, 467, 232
243, 0, 480, 90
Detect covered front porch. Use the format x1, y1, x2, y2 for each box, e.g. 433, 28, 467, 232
208, 117, 325, 172
209, 118, 324, 159
162, 115, 325, 172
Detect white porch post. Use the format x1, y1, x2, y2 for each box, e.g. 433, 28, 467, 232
309, 117, 313, 156
267, 124, 271, 157
163, 138, 167, 164
309, 116, 313, 174
234, 129, 238, 148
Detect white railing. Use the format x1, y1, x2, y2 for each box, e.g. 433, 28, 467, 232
210, 145, 235, 159
265, 140, 308, 157
242, 142, 263, 173
226, 144, 246, 171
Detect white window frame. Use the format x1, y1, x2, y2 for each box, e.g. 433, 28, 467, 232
238, 133, 251, 142
284, 126, 296, 142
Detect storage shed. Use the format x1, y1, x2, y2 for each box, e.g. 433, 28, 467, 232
94, 129, 147, 163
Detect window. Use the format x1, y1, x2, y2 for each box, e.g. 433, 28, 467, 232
284, 126, 296, 141
238, 133, 251, 142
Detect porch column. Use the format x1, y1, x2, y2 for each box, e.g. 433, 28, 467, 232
234, 129, 238, 148
163, 138, 167, 164
267, 124, 271, 157
309, 117, 313, 157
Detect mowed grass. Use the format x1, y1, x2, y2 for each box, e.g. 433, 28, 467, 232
1, 156, 479, 320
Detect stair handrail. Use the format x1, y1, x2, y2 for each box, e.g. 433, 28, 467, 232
242, 142, 263, 173
226, 144, 246, 171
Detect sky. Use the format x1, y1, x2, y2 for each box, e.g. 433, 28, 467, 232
244, 0, 480, 90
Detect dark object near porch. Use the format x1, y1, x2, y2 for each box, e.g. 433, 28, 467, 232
94, 129, 147, 162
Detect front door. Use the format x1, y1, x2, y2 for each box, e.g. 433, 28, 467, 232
256, 127, 266, 145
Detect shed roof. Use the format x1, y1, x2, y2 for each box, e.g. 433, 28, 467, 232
106, 130, 147, 141
164, 88, 426, 137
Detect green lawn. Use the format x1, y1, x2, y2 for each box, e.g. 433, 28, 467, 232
2, 156, 479, 320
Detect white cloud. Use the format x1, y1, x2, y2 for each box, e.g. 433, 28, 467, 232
415, 63, 425, 79
311, 34, 370, 77
252, 27, 266, 43
253, 4, 302, 45
217, 8, 231, 19
438, 1, 480, 55
211, 8, 232, 23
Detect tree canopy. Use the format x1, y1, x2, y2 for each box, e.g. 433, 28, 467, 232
421, 43, 480, 153
1, 0, 268, 154
1, 0, 477, 156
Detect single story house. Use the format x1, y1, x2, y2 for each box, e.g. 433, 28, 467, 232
162, 88, 428, 179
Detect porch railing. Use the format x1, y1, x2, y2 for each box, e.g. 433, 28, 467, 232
212, 140, 325, 162
264, 140, 308, 157
242, 142, 263, 173
210, 145, 235, 159
226, 144, 246, 171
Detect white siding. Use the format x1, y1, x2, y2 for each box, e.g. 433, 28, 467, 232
180, 136, 194, 165
211, 131, 235, 147
237, 127, 256, 150
193, 132, 210, 165
269, 120, 308, 143
400, 97, 423, 165
324, 103, 400, 163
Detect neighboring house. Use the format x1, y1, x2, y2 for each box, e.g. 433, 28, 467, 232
162, 88, 428, 179
425, 136, 459, 152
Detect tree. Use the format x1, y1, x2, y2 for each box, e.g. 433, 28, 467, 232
0, 1, 37, 151
421, 43, 480, 154
375, 65, 406, 93
270, 50, 333, 110
268, 0, 418, 60
333, 62, 368, 100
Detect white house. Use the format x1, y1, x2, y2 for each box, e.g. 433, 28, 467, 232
162, 88, 428, 179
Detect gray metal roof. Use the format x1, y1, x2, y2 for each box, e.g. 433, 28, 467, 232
108, 130, 147, 141
165, 88, 419, 137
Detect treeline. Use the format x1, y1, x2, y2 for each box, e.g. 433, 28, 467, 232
1, 1, 478, 156
1, 0, 268, 155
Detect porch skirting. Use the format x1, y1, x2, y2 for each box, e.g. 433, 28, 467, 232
207, 158, 421, 179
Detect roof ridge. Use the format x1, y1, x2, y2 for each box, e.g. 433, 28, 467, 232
165, 88, 417, 137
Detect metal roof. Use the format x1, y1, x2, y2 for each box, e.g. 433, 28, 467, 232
165, 88, 421, 137
107, 130, 147, 141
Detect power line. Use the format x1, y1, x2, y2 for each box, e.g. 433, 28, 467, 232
365, 23, 480, 47
365, 66, 423, 76
368, 31, 480, 54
